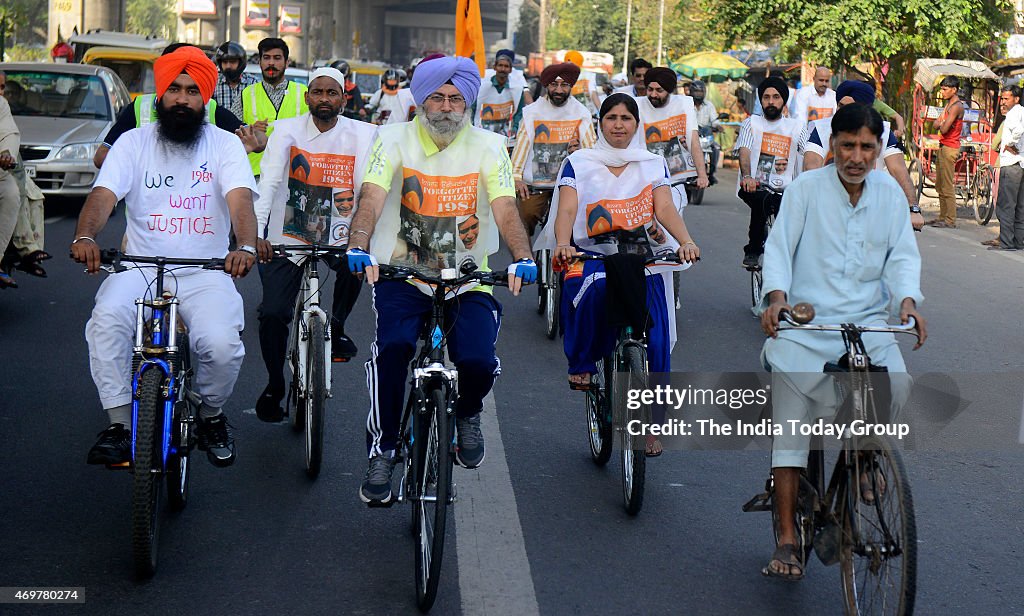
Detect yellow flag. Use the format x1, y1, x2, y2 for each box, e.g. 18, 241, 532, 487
455, 0, 486, 76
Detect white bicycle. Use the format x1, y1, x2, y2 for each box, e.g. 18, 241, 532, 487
273, 243, 347, 478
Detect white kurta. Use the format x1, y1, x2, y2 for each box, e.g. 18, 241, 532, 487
758, 167, 923, 466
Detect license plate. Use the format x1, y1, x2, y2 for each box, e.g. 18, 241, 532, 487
24, 165, 36, 178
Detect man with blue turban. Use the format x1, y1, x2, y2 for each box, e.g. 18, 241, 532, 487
801, 80, 924, 230
345, 55, 538, 506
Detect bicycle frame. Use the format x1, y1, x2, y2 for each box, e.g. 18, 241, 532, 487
290, 252, 333, 400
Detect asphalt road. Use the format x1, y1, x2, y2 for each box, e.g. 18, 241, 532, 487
0, 169, 1022, 615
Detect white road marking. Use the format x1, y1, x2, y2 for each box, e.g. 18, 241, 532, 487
44, 216, 63, 224
455, 392, 540, 616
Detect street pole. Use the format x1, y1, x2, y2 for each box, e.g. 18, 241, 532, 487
539, 0, 547, 52
656, 0, 664, 66
622, 0, 632, 75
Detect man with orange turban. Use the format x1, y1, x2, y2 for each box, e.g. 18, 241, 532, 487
562, 50, 601, 114
72, 45, 262, 470
94, 43, 264, 169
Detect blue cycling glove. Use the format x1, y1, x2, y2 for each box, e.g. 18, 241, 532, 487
346, 247, 378, 274
507, 258, 538, 284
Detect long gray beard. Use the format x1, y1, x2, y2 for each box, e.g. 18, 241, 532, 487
416, 106, 471, 147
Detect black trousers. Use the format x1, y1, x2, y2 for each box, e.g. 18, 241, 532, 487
256, 255, 361, 393
738, 189, 783, 256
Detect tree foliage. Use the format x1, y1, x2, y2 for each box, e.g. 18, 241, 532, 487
126, 0, 177, 40
515, 0, 540, 55
0, 0, 47, 47
544, 0, 726, 68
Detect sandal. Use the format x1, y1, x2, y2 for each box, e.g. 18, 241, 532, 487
860, 469, 886, 505
762, 543, 805, 581
14, 259, 46, 278
568, 373, 594, 391
645, 435, 663, 457
0, 271, 17, 289
23, 250, 52, 263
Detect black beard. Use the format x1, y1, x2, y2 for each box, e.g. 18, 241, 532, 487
221, 66, 243, 82
693, 97, 704, 107
311, 104, 340, 121
763, 105, 782, 121
649, 95, 668, 108
548, 92, 569, 106
155, 101, 205, 151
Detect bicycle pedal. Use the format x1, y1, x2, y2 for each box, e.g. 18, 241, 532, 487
105, 461, 131, 470
742, 492, 772, 512
332, 356, 351, 363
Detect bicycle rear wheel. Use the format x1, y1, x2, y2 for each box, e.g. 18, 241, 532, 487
131, 368, 165, 578
750, 268, 763, 309
839, 435, 916, 616
166, 335, 193, 511
618, 345, 648, 515
587, 359, 613, 466
535, 250, 546, 315
975, 166, 995, 225
304, 314, 327, 478
414, 387, 452, 612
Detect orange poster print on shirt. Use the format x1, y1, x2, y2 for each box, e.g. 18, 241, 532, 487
535, 119, 582, 144
806, 106, 835, 122
288, 147, 355, 188
400, 169, 480, 218
481, 100, 513, 121
760, 133, 792, 159
572, 78, 591, 97
585, 185, 654, 237
644, 115, 687, 144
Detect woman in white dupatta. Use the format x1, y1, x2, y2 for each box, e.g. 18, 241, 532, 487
538, 93, 700, 455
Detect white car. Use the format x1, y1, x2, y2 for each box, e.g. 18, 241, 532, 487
0, 62, 131, 197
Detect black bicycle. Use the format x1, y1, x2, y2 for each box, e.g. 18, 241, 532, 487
575, 252, 683, 515
743, 303, 919, 615
378, 262, 512, 612
95, 249, 224, 578
746, 184, 783, 309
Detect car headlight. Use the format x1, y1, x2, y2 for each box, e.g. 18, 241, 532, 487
54, 142, 101, 161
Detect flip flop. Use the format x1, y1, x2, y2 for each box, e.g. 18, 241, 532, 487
762, 543, 805, 581
645, 435, 663, 457
568, 374, 595, 391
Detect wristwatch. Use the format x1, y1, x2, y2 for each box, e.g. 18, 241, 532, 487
909, 205, 922, 214
237, 245, 257, 256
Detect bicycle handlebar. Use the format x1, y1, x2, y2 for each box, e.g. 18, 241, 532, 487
573, 252, 690, 265
377, 264, 510, 288
271, 243, 349, 258
98, 249, 225, 272
778, 303, 920, 341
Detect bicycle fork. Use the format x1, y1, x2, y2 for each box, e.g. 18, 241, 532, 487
397, 368, 458, 506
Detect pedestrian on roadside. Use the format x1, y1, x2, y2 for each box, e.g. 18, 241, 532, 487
983, 85, 1024, 250
927, 76, 964, 228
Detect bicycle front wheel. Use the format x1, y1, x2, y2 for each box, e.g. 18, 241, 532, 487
414, 387, 453, 612
304, 314, 327, 478
975, 166, 996, 225
750, 268, 763, 309
587, 359, 613, 466
166, 334, 193, 511
618, 345, 648, 516
544, 270, 559, 340
131, 368, 165, 578
839, 435, 916, 616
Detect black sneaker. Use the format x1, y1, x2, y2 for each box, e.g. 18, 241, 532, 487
197, 414, 236, 467
332, 333, 358, 363
455, 414, 485, 469
87, 423, 131, 465
255, 384, 285, 423
359, 453, 395, 506
742, 253, 761, 269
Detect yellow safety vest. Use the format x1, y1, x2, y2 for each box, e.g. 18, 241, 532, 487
134, 94, 217, 126
242, 80, 308, 175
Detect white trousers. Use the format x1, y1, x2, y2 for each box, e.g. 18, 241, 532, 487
85, 269, 245, 410
0, 173, 20, 251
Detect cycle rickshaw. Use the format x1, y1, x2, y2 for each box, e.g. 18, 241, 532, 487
908, 58, 999, 225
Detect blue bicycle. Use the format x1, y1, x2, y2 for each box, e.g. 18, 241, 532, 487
98, 249, 225, 578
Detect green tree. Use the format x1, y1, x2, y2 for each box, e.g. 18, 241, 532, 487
548, 0, 627, 59
701, 0, 1014, 107
0, 0, 47, 54
126, 0, 177, 40
515, 0, 540, 55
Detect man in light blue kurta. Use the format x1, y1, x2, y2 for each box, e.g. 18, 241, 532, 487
757, 103, 927, 581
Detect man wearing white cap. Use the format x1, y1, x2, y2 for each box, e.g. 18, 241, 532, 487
251, 67, 379, 422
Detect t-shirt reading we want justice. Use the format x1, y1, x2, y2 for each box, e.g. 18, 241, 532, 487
363, 117, 515, 285
96, 123, 257, 260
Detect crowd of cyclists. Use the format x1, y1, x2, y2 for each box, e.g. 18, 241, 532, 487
0, 36, 932, 589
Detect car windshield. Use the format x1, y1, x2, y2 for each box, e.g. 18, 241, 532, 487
2, 71, 111, 120
91, 59, 154, 94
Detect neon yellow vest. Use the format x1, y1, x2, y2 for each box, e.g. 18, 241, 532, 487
242, 81, 308, 175
133, 94, 217, 126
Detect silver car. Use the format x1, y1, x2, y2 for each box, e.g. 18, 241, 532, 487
0, 62, 130, 196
